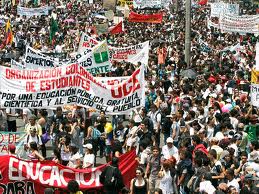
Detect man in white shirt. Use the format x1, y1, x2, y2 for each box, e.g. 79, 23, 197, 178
162, 137, 179, 161
226, 168, 240, 192
147, 104, 161, 146
24, 128, 42, 151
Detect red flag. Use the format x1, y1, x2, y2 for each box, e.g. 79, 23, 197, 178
129, 11, 163, 24
109, 21, 123, 35
199, 0, 208, 5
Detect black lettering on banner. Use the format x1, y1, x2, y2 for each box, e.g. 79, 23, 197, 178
18, 94, 33, 100
54, 98, 64, 105
96, 104, 108, 112
0, 181, 36, 194
0, 92, 16, 100
67, 96, 94, 106
113, 99, 141, 112
3, 100, 43, 108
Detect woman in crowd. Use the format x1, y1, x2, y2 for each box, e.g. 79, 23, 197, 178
28, 141, 45, 161
130, 167, 149, 194
83, 143, 95, 168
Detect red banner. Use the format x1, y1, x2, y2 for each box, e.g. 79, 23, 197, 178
0, 150, 137, 194
128, 11, 163, 24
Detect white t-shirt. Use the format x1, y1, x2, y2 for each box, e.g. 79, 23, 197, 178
159, 170, 173, 194
162, 145, 179, 161
148, 110, 161, 130
227, 178, 240, 192
83, 153, 95, 168
24, 134, 42, 146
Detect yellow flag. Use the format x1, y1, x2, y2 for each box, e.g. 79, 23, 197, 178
251, 69, 259, 84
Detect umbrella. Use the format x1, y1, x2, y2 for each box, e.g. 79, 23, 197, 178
180, 69, 197, 79
93, 14, 107, 19
64, 18, 75, 23
150, 39, 166, 46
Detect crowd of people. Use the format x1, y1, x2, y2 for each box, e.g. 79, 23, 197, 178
0, 0, 259, 194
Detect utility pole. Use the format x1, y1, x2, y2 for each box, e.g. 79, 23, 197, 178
185, 0, 191, 68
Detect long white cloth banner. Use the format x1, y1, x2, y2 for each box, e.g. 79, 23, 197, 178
25, 41, 111, 75
219, 13, 259, 34
251, 84, 259, 107
210, 3, 239, 17
133, 0, 162, 9
78, 34, 150, 66
0, 63, 145, 113
25, 46, 63, 68
17, 6, 51, 17
78, 33, 99, 52
109, 41, 149, 66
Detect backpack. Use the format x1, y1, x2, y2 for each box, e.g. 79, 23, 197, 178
103, 166, 118, 187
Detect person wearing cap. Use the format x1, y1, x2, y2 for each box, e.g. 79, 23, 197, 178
162, 137, 179, 161
247, 151, 259, 176
209, 137, 223, 160
83, 143, 95, 168
24, 114, 42, 136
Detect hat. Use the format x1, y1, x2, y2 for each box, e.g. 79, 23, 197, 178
244, 173, 259, 181
249, 151, 259, 162
166, 137, 174, 144
83, 143, 93, 150
210, 137, 219, 143
8, 144, 16, 152
226, 99, 231, 103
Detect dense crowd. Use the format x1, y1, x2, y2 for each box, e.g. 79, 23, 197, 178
0, 0, 259, 194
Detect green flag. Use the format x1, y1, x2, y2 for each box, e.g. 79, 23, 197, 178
93, 40, 109, 64
50, 17, 58, 43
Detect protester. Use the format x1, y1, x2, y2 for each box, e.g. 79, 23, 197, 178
82, 143, 95, 168
130, 167, 149, 194
67, 180, 83, 194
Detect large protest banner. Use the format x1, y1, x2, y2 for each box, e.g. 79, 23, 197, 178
210, 3, 239, 17
78, 36, 150, 66
0, 150, 137, 194
17, 6, 51, 17
11, 59, 25, 69
128, 11, 163, 23
0, 131, 26, 155
109, 41, 149, 66
0, 63, 145, 113
25, 46, 63, 68
133, 0, 162, 9
78, 33, 99, 53
219, 13, 259, 34
251, 84, 259, 107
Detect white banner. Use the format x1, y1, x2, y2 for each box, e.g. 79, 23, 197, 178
109, 41, 149, 66
219, 13, 259, 34
11, 60, 25, 69
78, 35, 150, 66
25, 41, 111, 75
25, 46, 63, 68
133, 0, 162, 9
256, 43, 259, 71
17, 6, 51, 17
0, 63, 145, 113
78, 33, 99, 52
251, 84, 259, 107
210, 3, 239, 17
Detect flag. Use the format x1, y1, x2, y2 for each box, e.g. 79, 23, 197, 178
199, 0, 208, 5
49, 17, 59, 43
109, 21, 124, 35
93, 40, 109, 64
5, 19, 13, 45
251, 69, 259, 84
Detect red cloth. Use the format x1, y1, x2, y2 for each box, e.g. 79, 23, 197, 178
193, 144, 208, 159
109, 21, 123, 35
199, 0, 208, 5
129, 11, 163, 24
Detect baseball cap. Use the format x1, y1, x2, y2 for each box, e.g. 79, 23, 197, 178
83, 143, 93, 150
166, 137, 174, 144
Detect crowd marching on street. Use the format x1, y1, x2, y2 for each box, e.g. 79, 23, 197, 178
0, 0, 259, 194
